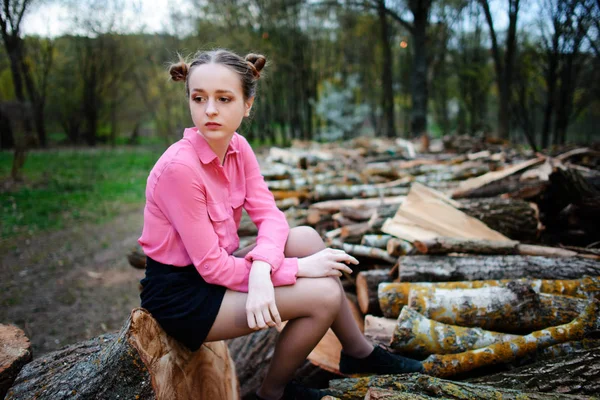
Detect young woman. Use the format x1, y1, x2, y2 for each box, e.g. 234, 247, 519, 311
138, 49, 423, 400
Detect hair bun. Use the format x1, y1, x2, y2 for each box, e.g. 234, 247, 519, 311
245, 53, 266, 79
169, 60, 189, 82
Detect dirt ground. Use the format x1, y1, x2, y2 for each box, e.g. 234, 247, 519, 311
0, 204, 147, 358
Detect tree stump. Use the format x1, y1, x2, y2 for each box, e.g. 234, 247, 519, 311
6, 309, 239, 400
0, 324, 32, 400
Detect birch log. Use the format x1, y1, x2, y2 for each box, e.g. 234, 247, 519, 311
326, 373, 590, 400
390, 307, 520, 358
398, 255, 600, 282
408, 285, 587, 332
378, 277, 600, 319
422, 300, 600, 377
6, 309, 239, 400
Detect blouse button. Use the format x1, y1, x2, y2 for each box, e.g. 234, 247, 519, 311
204, 264, 209, 269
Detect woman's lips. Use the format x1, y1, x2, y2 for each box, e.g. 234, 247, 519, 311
205, 122, 222, 129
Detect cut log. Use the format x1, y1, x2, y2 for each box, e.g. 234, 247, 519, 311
0, 325, 32, 400
457, 197, 541, 241
309, 196, 404, 214
326, 373, 589, 400
468, 346, 600, 396
385, 238, 413, 257
382, 183, 509, 243
413, 237, 578, 257
390, 307, 519, 358
452, 157, 544, 199
6, 309, 238, 400
356, 269, 393, 315
397, 255, 600, 282
313, 184, 408, 202
329, 240, 397, 265
378, 276, 600, 319
364, 387, 428, 400
361, 234, 393, 249
408, 285, 587, 333
422, 300, 599, 377
363, 316, 396, 347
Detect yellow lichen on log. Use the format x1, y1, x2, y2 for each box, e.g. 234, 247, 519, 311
422, 299, 599, 377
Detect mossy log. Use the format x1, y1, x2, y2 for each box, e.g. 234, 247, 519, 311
422, 300, 599, 377
389, 308, 519, 358
0, 325, 32, 400
397, 255, 600, 282
326, 373, 590, 400
378, 277, 600, 319
356, 269, 393, 315
408, 285, 586, 333
468, 345, 600, 396
6, 309, 239, 400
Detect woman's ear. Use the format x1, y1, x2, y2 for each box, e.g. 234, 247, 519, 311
245, 97, 255, 117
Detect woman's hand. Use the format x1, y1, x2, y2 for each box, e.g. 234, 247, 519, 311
297, 248, 359, 278
246, 261, 282, 330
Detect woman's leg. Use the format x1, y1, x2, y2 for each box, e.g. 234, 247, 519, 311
283, 227, 373, 358
206, 276, 343, 399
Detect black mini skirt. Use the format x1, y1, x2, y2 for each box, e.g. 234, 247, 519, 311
140, 256, 227, 351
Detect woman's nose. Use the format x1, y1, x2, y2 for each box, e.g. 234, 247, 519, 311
205, 99, 218, 116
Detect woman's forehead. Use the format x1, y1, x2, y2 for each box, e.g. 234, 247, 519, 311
189, 63, 243, 93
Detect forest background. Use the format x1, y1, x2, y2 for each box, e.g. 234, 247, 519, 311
0, 0, 599, 358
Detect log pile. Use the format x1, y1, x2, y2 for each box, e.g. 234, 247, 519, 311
258, 140, 600, 398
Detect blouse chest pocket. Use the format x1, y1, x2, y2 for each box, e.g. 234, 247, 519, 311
207, 202, 233, 250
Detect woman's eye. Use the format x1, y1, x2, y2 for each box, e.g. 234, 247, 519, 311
219, 97, 231, 103
193, 96, 205, 102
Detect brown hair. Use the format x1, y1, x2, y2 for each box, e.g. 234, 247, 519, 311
169, 49, 266, 100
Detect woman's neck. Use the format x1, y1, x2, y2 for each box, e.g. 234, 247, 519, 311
206, 137, 231, 165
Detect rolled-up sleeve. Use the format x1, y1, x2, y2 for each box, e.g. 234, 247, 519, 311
153, 162, 251, 291
240, 138, 298, 283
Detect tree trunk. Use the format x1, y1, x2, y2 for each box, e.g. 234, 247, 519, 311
377, 0, 395, 138
326, 373, 589, 400
0, 325, 32, 400
397, 255, 600, 282
469, 346, 600, 396
6, 309, 239, 400
409, 2, 430, 137
378, 276, 600, 319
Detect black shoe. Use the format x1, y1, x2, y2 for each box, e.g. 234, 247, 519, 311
339, 345, 423, 375
282, 380, 331, 400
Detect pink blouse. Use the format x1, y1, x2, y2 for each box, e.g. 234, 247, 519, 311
138, 127, 298, 292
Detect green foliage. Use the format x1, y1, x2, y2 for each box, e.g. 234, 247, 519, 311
0, 146, 164, 239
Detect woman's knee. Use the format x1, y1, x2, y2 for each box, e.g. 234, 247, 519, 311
285, 226, 326, 258
311, 276, 344, 317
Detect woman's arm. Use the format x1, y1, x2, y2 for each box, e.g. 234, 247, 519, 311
239, 137, 298, 278
153, 161, 254, 291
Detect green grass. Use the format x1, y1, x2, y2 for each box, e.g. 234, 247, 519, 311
0, 146, 165, 239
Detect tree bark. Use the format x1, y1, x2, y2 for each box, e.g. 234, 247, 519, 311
422, 300, 599, 377
326, 373, 589, 400
469, 346, 600, 396
377, 0, 395, 138
397, 255, 600, 282
408, 285, 586, 333
378, 276, 600, 319
6, 309, 238, 400
390, 307, 519, 358
413, 238, 579, 257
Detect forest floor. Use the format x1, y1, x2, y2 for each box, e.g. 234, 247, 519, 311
0, 203, 146, 358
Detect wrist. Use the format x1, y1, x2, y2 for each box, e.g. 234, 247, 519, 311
250, 260, 271, 275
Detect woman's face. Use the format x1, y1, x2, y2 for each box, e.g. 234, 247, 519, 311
188, 63, 254, 143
